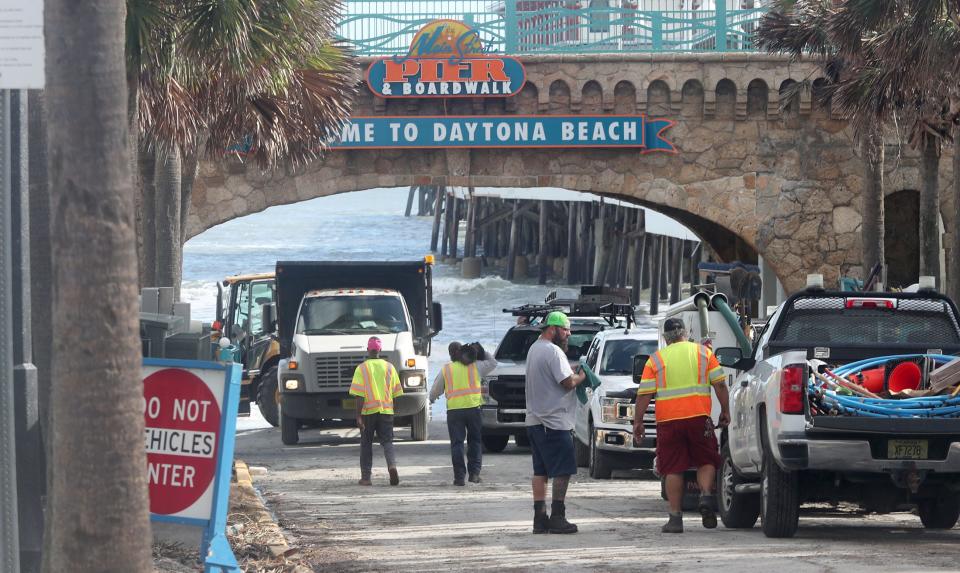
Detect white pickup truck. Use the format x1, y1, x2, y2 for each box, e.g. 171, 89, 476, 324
715, 286, 960, 537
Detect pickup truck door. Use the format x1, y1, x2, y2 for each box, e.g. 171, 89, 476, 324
574, 337, 602, 440
730, 320, 775, 473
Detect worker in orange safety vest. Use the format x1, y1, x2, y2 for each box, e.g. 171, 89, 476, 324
632, 317, 730, 534
350, 336, 403, 487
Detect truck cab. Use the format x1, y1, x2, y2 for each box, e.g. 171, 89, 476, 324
275, 260, 441, 445
573, 329, 660, 478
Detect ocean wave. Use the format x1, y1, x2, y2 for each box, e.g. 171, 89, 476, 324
432, 275, 513, 295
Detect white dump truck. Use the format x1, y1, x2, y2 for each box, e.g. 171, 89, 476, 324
274, 259, 443, 445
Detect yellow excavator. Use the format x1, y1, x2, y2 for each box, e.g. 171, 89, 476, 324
211, 272, 282, 426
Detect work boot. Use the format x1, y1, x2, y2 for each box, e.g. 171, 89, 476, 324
388, 467, 400, 486
358, 478, 372, 486
699, 495, 718, 529
533, 501, 549, 534
548, 501, 578, 534
453, 477, 465, 486
468, 473, 481, 484
661, 512, 683, 533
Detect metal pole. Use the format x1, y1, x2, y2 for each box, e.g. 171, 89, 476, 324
11, 89, 42, 573
1, 88, 23, 573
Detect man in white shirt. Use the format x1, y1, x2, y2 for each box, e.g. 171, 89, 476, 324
524, 311, 586, 534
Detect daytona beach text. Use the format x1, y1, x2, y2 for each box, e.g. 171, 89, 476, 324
330, 116, 675, 150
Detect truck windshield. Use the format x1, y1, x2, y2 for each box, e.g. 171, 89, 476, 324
495, 328, 599, 361
600, 339, 659, 375
297, 295, 409, 335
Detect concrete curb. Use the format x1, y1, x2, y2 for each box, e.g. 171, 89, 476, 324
233, 460, 293, 559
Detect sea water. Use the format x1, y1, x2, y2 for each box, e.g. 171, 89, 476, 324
181, 187, 662, 422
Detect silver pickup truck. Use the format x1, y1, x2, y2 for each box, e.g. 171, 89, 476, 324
715, 287, 960, 538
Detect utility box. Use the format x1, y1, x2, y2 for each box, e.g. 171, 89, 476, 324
164, 332, 212, 361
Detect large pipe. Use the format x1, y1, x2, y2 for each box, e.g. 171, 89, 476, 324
711, 294, 751, 356
693, 291, 710, 343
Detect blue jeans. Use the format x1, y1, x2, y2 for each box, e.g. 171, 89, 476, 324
447, 406, 482, 480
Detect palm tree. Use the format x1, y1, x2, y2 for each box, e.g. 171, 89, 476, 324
757, 0, 887, 284
45, 0, 152, 570
826, 1, 957, 289
133, 0, 357, 297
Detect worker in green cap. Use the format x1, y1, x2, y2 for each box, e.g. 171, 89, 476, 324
524, 310, 586, 534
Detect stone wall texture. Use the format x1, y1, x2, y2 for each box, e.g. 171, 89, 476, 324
191, 54, 956, 293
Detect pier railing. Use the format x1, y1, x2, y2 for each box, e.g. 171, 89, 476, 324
338, 1, 770, 56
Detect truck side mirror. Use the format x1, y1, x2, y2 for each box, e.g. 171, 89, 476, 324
432, 302, 443, 334
715, 346, 754, 370
261, 302, 276, 334
632, 354, 650, 384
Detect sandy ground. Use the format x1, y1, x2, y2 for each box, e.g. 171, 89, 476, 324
235, 417, 960, 572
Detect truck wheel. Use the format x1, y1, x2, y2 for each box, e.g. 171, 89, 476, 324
719, 444, 760, 529
760, 446, 799, 538
482, 435, 509, 453
257, 366, 280, 428
589, 426, 613, 479
918, 494, 960, 529
280, 406, 299, 445
574, 431, 590, 467
410, 407, 429, 441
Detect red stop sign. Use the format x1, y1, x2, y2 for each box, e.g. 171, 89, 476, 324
144, 368, 220, 515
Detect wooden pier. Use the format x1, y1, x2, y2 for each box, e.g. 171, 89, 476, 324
405, 186, 709, 314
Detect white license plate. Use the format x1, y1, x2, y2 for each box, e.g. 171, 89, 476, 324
888, 439, 928, 460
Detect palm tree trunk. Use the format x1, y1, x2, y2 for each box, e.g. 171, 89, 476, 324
919, 137, 941, 285
138, 145, 157, 287
861, 131, 885, 284
154, 145, 182, 300
45, 1, 152, 571
950, 133, 960, 303
179, 148, 201, 245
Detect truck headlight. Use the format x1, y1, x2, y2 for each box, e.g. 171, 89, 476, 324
404, 375, 423, 388
482, 377, 497, 406
601, 398, 634, 424
284, 379, 300, 390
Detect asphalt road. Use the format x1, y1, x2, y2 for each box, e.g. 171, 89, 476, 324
235, 418, 960, 572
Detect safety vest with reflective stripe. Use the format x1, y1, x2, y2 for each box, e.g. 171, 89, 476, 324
637, 341, 724, 422
349, 358, 403, 415
442, 362, 483, 410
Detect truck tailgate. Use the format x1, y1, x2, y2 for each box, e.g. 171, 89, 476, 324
807, 415, 960, 436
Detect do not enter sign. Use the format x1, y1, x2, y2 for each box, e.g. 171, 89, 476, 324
144, 367, 221, 516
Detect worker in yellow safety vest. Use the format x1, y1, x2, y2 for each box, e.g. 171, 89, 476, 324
632, 317, 730, 534
350, 336, 403, 487
429, 341, 498, 486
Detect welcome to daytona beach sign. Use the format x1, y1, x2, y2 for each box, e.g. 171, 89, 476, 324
143, 358, 241, 571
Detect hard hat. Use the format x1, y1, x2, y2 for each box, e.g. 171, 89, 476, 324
544, 311, 570, 329
367, 336, 382, 352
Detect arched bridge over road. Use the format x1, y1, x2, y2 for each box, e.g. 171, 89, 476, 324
191, 53, 956, 293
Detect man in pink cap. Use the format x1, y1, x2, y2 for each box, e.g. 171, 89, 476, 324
349, 336, 403, 486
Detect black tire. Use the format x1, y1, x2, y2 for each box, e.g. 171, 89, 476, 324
515, 433, 530, 448
718, 443, 760, 529
257, 366, 280, 428
589, 425, 613, 479
574, 431, 590, 467
760, 444, 799, 538
279, 404, 299, 445
482, 434, 509, 453
411, 407, 429, 441
918, 494, 960, 529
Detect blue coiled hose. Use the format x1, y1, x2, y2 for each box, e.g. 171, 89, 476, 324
808, 353, 960, 418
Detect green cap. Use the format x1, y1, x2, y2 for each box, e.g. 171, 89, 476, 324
544, 311, 571, 329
